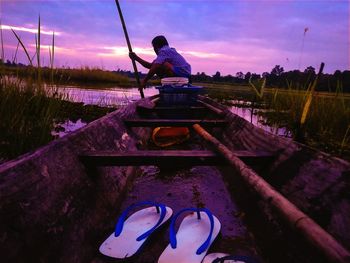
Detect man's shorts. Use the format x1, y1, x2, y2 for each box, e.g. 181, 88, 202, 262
173, 66, 190, 78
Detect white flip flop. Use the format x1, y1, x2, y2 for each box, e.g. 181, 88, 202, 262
158, 207, 221, 263
203, 253, 259, 263
99, 201, 173, 259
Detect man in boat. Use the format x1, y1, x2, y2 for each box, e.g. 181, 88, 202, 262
129, 35, 191, 87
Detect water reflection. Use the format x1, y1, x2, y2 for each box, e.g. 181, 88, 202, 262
230, 106, 291, 137
56, 86, 158, 107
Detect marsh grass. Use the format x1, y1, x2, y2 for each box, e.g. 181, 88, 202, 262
201, 80, 350, 160
261, 86, 350, 159
0, 16, 115, 162
0, 76, 114, 161
1, 16, 65, 159
5, 66, 131, 86
0, 77, 60, 159
243, 63, 350, 159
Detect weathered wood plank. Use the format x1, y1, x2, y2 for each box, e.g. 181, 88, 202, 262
124, 119, 227, 127
80, 150, 223, 166
137, 106, 206, 112
79, 150, 275, 166
196, 99, 225, 116
193, 123, 350, 263
0, 98, 150, 262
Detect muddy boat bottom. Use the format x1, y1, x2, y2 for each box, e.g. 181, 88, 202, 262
96, 164, 260, 263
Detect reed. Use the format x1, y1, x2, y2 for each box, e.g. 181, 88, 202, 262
11, 29, 33, 66
35, 15, 41, 85
248, 76, 266, 99
0, 19, 4, 63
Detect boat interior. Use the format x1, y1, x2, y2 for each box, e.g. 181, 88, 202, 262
0, 93, 349, 263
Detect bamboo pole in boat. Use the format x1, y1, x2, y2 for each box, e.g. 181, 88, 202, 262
115, 0, 144, 98
193, 123, 350, 263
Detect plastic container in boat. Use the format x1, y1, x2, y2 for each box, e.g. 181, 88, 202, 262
161, 77, 189, 86
156, 79, 203, 105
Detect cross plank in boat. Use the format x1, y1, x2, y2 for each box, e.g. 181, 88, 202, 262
137, 106, 206, 112
79, 150, 275, 166
124, 119, 227, 127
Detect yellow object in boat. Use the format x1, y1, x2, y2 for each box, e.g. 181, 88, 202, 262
152, 127, 190, 147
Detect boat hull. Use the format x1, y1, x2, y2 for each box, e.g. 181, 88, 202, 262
0, 95, 349, 262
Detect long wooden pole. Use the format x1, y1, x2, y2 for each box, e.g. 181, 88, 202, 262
115, 0, 144, 98
193, 123, 350, 263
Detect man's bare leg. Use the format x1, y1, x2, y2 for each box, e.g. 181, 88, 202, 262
155, 62, 175, 78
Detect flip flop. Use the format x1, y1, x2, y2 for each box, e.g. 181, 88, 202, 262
99, 201, 173, 259
203, 253, 259, 263
158, 207, 221, 263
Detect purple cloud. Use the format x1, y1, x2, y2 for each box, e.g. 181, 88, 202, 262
1, 0, 348, 74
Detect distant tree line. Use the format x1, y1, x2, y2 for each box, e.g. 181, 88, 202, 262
192, 65, 350, 92
2, 60, 349, 92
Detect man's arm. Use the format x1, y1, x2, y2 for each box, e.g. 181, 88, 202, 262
129, 52, 152, 69
142, 63, 161, 86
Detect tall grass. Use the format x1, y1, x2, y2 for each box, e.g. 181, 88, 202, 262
11, 29, 33, 66
261, 83, 350, 159
5, 65, 131, 86
249, 76, 266, 99
0, 77, 62, 160
0, 16, 121, 163
0, 19, 4, 62
246, 63, 350, 159
35, 15, 41, 85
203, 75, 350, 160
0, 17, 60, 161
0, 16, 60, 161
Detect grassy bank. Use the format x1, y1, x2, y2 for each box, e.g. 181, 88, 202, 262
3, 65, 132, 86
0, 76, 115, 163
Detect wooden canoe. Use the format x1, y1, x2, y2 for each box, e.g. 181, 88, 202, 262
0, 94, 349, 263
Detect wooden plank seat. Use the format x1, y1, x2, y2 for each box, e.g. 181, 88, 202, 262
136, 105, 208, 115
79, 150, 275, 166
124, 119, 227, 127
138, 106, 206, 111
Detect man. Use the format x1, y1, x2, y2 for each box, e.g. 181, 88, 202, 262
129, 35, 191, 87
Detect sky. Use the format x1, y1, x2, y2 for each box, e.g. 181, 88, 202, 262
1, 0, 349, 75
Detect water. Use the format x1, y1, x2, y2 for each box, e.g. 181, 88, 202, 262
54, 85, 290, 137
230, 106, 291, 137
52, 119, 86, 137
56, 86, 158, 107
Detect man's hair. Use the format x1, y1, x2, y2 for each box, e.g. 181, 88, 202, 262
152, 35, 169, 49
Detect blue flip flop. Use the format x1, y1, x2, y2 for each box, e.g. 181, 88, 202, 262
99, 201, 173, 259
158, 207, 221, 263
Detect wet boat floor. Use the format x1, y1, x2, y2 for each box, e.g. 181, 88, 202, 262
96, 163, 261, 263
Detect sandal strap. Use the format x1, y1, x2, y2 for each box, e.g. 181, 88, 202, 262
114, 201, 166, 241
169, 207, 214, 255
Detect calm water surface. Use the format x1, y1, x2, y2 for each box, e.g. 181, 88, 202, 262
54, 85, 289, 137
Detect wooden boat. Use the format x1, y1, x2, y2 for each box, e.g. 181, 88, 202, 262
0, 89, 349, 263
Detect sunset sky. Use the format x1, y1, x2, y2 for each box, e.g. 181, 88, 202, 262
1, 0, 349, 75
